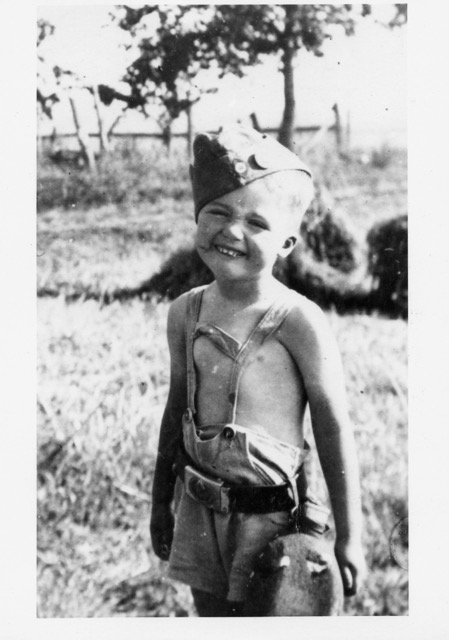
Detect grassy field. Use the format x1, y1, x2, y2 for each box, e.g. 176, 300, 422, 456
37, 142, 408, 616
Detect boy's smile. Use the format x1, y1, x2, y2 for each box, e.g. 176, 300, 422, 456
214, 244, 246, 258
195, 180, 298, 284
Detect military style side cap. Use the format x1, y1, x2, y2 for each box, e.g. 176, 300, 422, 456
190, 125, 313, 219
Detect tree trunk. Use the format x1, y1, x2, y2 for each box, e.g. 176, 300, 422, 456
92, 84, 110, 155
277, 44, 296, 150
107, 110, 126, 139
69, 94, 96, 171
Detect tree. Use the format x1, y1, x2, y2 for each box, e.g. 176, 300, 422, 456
37, 19, 98, 168
37, 18, 131, 169
112, 4, 407, 151
196, 4, 376, 150
210, 4, 406, 149
113, 4, 378, 150
113, 5, 219, 150
37, 20, 59, 121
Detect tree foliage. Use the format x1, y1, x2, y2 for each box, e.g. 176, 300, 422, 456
203, 4, 368, 148
114, 5, 219, 140
37, 18, 55, 48
388, 4, 407, 28
114, 4, 378, 148
37, 19, 59, 120
37, 20, 105, 169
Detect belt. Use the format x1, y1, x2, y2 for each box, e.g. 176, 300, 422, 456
174, 449, 329, 532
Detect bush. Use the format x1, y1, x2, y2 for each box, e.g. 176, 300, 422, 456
367, 215, 408, 316
303, 211, 357, 273
141, 243, 371, 314
140, 246, 214, 300
300, 183, 357, 274
275, 247, 370, 313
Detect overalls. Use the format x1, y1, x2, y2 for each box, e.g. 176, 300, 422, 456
182, 284, 310, 486
167, 285, 326, 601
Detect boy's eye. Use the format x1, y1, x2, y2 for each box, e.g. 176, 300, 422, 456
249, 219, 268, 230
207, 209, 228, 217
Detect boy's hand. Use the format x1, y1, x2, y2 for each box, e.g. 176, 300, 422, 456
334, 538, 366, 597
150, 504, 175, 561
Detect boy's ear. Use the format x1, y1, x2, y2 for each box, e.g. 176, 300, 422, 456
278, 236, 298, 258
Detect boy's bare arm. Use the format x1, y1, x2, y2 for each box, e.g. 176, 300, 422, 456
281, 299, 366, 595
150, 295, 188, 560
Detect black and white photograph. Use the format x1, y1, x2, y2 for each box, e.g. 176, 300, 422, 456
33, 3, 410, 620
6, 1, 449, 635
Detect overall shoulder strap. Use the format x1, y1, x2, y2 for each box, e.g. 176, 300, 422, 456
226, 292, 296, 423
185, 286, 207, 413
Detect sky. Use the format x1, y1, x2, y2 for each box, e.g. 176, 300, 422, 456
37, 4, 407, 148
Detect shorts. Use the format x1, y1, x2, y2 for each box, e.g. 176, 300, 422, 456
167, 478, 291, 601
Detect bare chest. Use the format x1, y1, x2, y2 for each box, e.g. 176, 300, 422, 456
192, 332, 307, 440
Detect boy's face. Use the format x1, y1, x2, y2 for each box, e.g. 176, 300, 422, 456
195, 179, 299, 284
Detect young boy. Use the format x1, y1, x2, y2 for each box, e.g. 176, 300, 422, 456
150, 126, 366, 616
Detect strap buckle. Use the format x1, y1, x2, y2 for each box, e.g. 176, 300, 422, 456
184, 465, 232, 514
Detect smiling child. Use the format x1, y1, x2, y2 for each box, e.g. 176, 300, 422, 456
150, 126, 366, 616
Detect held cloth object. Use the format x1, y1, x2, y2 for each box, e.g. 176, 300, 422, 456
245, 529, 344, 616
190, 125, 313, 219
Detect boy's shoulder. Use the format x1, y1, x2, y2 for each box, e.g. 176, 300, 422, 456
281, 288, 327, 327
170, 285, 207, 310
168, 285, 208, 330
278, 288, 335, 353
277, 290, 342, 389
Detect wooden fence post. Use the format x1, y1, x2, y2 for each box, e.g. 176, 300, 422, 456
332, 103, 342, 153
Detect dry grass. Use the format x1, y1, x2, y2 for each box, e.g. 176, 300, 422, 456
37, 144, 407, 617
37, 300, 407, 617
37, 201, 196, 296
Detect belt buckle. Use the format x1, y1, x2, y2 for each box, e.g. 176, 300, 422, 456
184, 465, 231, 514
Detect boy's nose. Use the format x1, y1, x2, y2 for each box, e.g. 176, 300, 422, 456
223, 220, 244, 240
